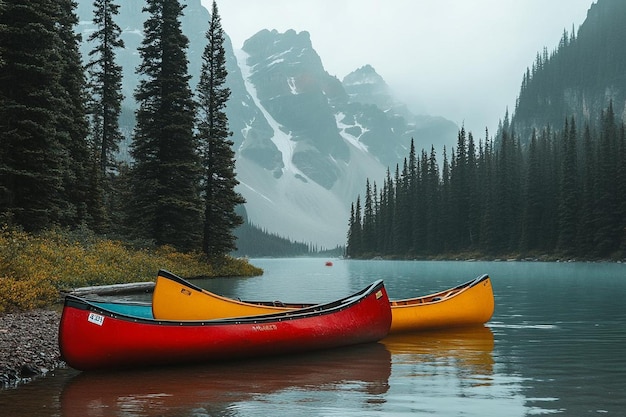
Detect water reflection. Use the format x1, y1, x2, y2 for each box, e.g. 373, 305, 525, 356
383, 326, 495, 377
60, 342, 391, 417
381, 326, 504, 416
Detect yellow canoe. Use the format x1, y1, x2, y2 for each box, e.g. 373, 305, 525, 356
152, 270, 494, 334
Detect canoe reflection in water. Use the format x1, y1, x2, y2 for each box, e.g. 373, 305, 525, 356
60, 342, 391, 416
382, 325, 495, 379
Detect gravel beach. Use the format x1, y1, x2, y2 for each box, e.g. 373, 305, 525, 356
0, 309, 64, 389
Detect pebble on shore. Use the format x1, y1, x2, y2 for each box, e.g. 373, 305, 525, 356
0, 309, 64, 389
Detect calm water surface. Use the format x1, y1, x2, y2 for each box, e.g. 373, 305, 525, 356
1, 259, 625, 416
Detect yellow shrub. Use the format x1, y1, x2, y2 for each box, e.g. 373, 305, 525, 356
0, 276, 58, 313
0, 228, 262, 312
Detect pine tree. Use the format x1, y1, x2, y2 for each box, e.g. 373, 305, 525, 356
478, 137, 497, 253
466, 132, 480, 247
412, 149, 427, 254
617, 124, 626, 252
362, 179, 375, 255
380, 168, 395, 255
540, 127, 560, 252
493, 129, 522, 252
129, 0, 202, 251
347, 197, 363, 257
520, 129, 543, 252
556, 118, 580, 255
577, 124, 597, 255
593, 102, 620, 255
86, 0, 125, 177
84, 0, 125, 232
0, 0, 71, 230
425, 146, 441, 253
394, 159, 411, 254
346, 202, 357, 257
0, 1, 3, 67
440, 147, 454, 252
196, 0, 245, 257
56, 0, 91, 228
450, 127, 470, 250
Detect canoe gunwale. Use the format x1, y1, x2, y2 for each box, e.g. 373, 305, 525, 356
390, 274, 490, 307
64, 278, 385, 327
159, 269, 311, 309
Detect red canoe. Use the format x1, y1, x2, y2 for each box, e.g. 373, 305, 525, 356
58, 280, 392, 371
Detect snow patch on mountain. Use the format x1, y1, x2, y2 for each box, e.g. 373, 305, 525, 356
237, 160, 348, 248
336, 112, 369, 152
235, 48, 302, 178
288, 77, 298, 94
234, 52, 387, 248
236, 137, 386, 248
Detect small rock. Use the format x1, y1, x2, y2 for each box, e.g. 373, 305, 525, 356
19, 364, 39, 378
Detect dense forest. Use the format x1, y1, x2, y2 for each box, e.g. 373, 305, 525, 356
232, 220, 343, 258
0, 0, 245, 258
512, 0, 626, 142
347, 106, 626, 260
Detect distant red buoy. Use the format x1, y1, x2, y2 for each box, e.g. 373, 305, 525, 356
325, 261, 333, 266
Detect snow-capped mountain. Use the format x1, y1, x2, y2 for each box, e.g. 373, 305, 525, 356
76, 0, 458, 248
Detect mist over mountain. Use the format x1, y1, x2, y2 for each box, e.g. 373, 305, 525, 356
511, 0, 625, 140
76, 0, 458, 247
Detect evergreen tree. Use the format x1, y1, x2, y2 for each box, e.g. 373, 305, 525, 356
56, 0, 91, 228
409, 140, 424, 254
380, 168, 395, 255
425, 146, 441, 253
196, 0, 245, 257
493, 129, 522, 252
347, 197, 363, 257
346, 202, 356, 257
541, 127, 560, 252
520, 129, 543, 251
129, 0, 202, 251
556, 118, 580, 254
466, 132, 480, 247
440, 147, 453, 251
370, 181, 381, 254
412, 149, 427, 254
394, 159, 411, 254
478, 136, 497, 253
577, 124, 597, 255
361, 179, 375, 255
0, 1, 3, 67
593, 102, 619, 255
617, 124, 626, 252
450, 127, 470, 249
85, 0, 125, 232
0, 0, 71, 230
86, 0, 124, 176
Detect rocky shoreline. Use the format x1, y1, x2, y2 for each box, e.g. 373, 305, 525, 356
0, 283, 155, 390
0, 308, 65, 389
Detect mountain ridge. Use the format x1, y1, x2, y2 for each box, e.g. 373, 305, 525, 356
76, 0, 458, 247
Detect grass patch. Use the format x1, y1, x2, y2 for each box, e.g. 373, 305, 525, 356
0, 227, 262, 313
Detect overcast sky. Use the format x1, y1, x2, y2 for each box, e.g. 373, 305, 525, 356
206, 0, 593, 135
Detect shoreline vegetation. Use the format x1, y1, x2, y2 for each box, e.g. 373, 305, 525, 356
348, 251, 626, 264
0, 227, 262, 314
